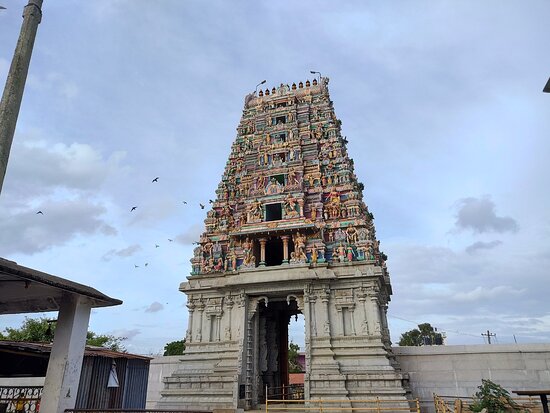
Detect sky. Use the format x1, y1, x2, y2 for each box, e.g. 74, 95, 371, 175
1, 0, 549, 355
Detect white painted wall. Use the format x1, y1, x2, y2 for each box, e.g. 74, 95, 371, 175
147, 344, 550, 410
393, 343, 550, 412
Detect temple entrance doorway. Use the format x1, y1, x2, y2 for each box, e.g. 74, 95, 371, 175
255, 297, 303, 404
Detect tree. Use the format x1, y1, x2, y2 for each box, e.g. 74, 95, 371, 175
163, 339, 186, 356
288, 341, 302, 373
398, 323, 443, 346
86, 331, 127, 352
0, 317, 127, 352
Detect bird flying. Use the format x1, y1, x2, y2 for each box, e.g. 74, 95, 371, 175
134, 264, 139, 268
182, 201, 187, 204
200, 203, 205, 209
155, 244, 160, 248
131, 206, 137, 212
168, 239, 173, 242
152, 177, 159, 183
36, 211, 43, 215
209, 199, 214, 204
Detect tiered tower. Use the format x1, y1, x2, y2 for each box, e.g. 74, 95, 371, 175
158, 78, 408, 411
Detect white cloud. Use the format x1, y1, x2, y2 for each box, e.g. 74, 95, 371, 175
451, 285, 525, 303
102, 244, 142, 261
0, 199, 116, 255
109, 328, 141, 340
465, 240, 503, 254
145, 302, 164, 313
453, 196, 518, 234
4, 140, 127, 200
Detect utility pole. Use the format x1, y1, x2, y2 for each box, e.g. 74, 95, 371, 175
0, 0, 43, 195
481, 330, 496, 344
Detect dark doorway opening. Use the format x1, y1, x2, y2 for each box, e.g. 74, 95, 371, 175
266, 237, 283, 266
258, 299, 303, 403
265, 203, 282, 221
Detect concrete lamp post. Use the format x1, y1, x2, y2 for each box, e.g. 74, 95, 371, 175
0, 0, 43, 195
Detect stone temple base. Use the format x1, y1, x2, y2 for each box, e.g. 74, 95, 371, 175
157, 263, 409, 410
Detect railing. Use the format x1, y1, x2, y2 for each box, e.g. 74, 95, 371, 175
433, 393, 542, 413
265, 384, 305, 401
265, 397, 420, 413
0, 386, 42, 413
64, 410, 211, 413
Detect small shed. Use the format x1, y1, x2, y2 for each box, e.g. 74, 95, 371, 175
0, 341, 151, 410
0, 257, 123, 413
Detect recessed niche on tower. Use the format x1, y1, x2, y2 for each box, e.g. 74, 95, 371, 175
265, 203, 282, 221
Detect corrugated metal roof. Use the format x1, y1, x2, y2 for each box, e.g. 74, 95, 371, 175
0, 341, 152, 360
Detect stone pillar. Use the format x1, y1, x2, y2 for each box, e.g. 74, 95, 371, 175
381, 303, 391, 345
336, 306, 344, 336
186, 298, 195, 343
41, 294, 91, 413
349, 306, 357, 336
0, 1, 43, 194
357, 288, 369, 335
196, 300, 205, 342
215, 315, 222, 341
224, 295, 234, 341
368, 288, 381, 335
258, 238, 267, 266
298, 199, 304, 217
281, 235, 290, 263
319, 288, 331, 337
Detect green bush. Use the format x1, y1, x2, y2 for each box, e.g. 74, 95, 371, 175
469, 379, 522, 413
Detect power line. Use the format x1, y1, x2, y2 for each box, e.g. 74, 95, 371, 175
389, 314, 482, 339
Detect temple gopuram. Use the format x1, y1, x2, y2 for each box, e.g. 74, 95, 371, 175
158, 78, 408, 411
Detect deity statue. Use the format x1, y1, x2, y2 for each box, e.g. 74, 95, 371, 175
346, 246, 354, 262
214, 257, 224, 272
266, 178, 283, 195
310, 206, 317, 221
293, 231, 306, 259
341, 207, 347, 218
334, 228, 346, 241
311, 248, 318, 264
357, 227, 369, 241
329, 188, 340, 204
368, 244, 375, 260
212, 241, 222, 258
247, 199, 263, 221
203, 240, 213, 258
346, 225, 358, 244
356, 245, 367, 261
284, 194, 299, 218
337, 243, 346, 263
231, 250, 237, 271
242, 237, 255, 267
193, 246, 202, 259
